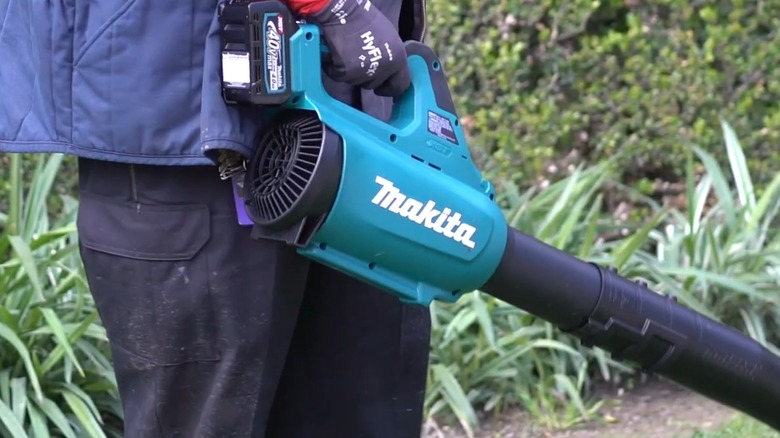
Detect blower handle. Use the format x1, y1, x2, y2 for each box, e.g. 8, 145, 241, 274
290, 24, 463, 142
290, 23, 487, 187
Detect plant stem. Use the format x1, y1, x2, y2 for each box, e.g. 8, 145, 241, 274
8, 153, 22, 236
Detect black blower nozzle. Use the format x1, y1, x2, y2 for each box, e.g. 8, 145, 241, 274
482, 226, 780, 430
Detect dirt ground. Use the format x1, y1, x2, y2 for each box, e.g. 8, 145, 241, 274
423, 379, 743, 438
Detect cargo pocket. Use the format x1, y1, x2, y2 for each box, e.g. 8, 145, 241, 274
77, 192, 220, 366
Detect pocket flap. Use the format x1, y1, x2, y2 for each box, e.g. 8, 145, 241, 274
78, 193, 210, 261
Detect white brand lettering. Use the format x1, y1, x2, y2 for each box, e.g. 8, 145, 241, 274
371, 176, 477, 249
360, 31, 382, 76
266, 20, 284, 91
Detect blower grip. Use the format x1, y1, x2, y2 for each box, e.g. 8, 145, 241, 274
288, 26, 469, 149
483, 226, 780, 430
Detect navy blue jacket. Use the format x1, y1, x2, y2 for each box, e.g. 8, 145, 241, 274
0, 0, 425, 166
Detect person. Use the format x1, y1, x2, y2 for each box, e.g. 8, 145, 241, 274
0, 0, 432, 436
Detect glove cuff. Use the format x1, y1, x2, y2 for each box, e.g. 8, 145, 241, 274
285, 0, 330, 16
307, 0, 372, 25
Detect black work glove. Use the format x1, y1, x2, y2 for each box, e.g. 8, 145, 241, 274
307, 0, 410, 97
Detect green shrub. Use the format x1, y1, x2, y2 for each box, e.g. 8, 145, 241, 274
425, 0, 780, 187
628, 120, 780, 349
426, 160, 650, 435
0, 154, 121, 438
425, 121, 780, 435
0, 154, 79, 217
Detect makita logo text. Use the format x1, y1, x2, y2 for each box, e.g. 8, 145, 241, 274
371, 176, 477, 249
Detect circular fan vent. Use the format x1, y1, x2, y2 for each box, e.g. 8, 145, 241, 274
244, 111, 342, 231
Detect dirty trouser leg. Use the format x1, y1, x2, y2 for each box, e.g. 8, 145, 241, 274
76, 158, 311, 437
265, 261, 432, 438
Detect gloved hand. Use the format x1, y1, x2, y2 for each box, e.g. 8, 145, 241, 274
305, 0, 411, 97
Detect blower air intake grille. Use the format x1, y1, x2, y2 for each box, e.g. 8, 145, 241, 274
248, 115, 322, 220
245, 110, 344, 233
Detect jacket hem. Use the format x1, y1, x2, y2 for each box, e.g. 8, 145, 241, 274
0, 140, 215, 166
201, 137, 255, 157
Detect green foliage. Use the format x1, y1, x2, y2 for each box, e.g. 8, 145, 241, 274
685, 415, 780, 438
425, 121, 780, 435
3, 131, 780, 436
425, 0, 780, 186
426, 161, 641, 435
0, 154, 79, 217
0, 154, 122, 438
626, 121, 780, 346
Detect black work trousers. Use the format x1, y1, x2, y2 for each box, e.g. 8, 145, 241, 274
75, 156, 432, 438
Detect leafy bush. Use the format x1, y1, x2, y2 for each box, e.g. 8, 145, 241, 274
631, 121, 780, 349
425, 160, 649, 435
0, 154, 121, 438
0, 154, 79, 217
425, 0, 780, 187
425, 121, 780, 435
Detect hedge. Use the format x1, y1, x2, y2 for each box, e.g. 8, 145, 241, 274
424, 0, 780, 189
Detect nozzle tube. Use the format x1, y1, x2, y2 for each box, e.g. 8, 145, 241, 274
481, 226, 780, 431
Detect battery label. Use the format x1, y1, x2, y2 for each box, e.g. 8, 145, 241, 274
264, 13, 286, 93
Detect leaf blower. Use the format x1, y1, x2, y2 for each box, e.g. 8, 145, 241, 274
216, 0, 780, 431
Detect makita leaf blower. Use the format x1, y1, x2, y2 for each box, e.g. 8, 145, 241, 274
216, 0, 780, 430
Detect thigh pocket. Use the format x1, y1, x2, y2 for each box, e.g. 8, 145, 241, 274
77, 193, 220, 366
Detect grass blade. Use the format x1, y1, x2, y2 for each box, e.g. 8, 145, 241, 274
693, 145, 736, 224
40, 308, 84, 377
7, 236, 44, 303
6, 154, 22, 236
721, 119, 755, 211
0, 371, 9, 405
552, 373, 587, 417
0, 309, 18, 341
554, 188, 593, 250
26, 404, 50, 438
28, 225, 78, 252
0, 323, 43, 402
578, 193, 604, 254
611, 211, 665, 270
747, 171, 780, 232
0, 399, 28, 438
10, 378, 26, 423
537, 169, 583, 241
22, 155, 64, 241
36, 398, 77, 438
691, 175, 712, 237
658, 266, 770, 304
61, 384, 104, 426
431, 364, 477, 436
62, 389, 106, 438
470, 292, 497, 350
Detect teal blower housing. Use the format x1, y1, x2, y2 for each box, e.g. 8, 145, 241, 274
217, 0, 780, 431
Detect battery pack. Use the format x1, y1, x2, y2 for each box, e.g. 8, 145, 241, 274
219, 0, 298, 105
